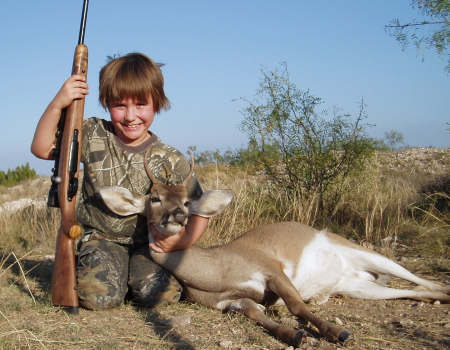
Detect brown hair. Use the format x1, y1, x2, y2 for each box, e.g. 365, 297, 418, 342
99, 53, 171, 113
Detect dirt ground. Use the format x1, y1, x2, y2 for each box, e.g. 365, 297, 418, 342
1, 249, 450, 350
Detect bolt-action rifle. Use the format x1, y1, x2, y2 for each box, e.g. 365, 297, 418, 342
47, 0, 89, 314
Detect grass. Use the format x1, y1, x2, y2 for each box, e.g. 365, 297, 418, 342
1, 148, 450, 349
1, 149, 449, 255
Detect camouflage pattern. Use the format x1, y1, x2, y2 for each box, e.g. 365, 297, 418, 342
75, 117, 200, 309
128, 245, 182, 307
77, 240, 129, 310
77, 240, 182, 310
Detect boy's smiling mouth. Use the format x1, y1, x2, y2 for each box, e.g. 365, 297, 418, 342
123, 124, 141, 129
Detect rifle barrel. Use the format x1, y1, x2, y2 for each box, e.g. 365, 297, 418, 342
78, 0, 89, 45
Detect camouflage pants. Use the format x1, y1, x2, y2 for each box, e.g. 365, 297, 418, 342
76, 240, 182, 310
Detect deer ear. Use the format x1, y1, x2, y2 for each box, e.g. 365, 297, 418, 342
190, 190, 234, 218
98, 186, 146, 216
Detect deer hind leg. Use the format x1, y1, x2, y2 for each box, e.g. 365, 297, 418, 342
224, 298, 307, 347
267, 275, 351, 344
337, 276, 450, 302
346, 248, 450, 295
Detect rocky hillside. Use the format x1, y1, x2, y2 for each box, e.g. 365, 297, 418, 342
376, 148, 450, 175
0, 148, 449, 211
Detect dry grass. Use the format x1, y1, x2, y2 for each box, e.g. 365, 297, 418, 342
1, 148, 450, 349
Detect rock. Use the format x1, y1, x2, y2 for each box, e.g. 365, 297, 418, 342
159, 314, 191, 327
218, 340, 232, 348
413, 328, 427, 337
399, 319, 414, 328
335, 317, 343, 325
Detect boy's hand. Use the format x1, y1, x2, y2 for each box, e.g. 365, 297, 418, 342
148, 215, 209, 253
51, 75, 89, 110
149, 225, 189, 253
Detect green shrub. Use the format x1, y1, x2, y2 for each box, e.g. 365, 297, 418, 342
0, 163, 38, 187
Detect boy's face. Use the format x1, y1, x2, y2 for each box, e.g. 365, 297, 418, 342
108, 96, 155, 146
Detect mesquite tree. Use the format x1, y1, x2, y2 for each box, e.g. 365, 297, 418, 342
239, 62, 378, 219
385, 0, 450, 73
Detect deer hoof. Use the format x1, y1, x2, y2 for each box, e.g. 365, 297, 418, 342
293, 330, 307, 346
338, 330, 351, 343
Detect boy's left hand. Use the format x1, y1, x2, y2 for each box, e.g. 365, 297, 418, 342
149, 225, 188, 253
149, 215, 209, 253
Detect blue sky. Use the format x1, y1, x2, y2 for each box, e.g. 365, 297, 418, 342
1, 0, 449, 175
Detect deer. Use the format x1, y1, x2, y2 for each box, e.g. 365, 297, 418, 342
97, 148, 450, 347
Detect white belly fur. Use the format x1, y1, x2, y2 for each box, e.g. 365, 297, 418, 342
281, 231, 348, 304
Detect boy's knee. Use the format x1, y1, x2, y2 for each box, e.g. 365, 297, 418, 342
77, 239, 129, 310
129, 249, 182, 307
130, 275, 182, 307
77, 269, 127, 310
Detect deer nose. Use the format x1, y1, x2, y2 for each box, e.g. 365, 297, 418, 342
172, 208, 187, 224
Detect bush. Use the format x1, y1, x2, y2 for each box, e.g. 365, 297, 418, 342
0, 163, 38, 187
237, 62, 380, 222
415, 174, 450, 219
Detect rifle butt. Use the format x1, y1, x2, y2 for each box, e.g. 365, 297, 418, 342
51, 226, 79, 314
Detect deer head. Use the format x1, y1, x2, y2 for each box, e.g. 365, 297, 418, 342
98, 148, 234, 236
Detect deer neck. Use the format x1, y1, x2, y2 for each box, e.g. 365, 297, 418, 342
150, 246, 225, 290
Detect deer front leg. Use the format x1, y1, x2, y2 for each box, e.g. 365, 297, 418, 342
226, 298, 307, 347
186, 288, 307, 346
267, 275, 351, 343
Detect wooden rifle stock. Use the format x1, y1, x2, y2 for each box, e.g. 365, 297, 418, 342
50, 44, 88, 314
50, 0, 89, 314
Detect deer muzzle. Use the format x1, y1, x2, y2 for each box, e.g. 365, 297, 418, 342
154, 207, 189, 236
172, 207, 188, 224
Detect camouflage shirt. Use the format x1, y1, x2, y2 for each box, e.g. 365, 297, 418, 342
76, 117, 203, 246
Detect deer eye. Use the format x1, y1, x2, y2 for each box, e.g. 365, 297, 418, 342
184, 201, 190, 207
151, 197, 161, 203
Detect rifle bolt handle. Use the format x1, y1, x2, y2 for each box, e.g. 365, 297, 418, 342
54, 176, 62, 184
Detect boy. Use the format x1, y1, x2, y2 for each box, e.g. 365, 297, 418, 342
31, 53, 209, 310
